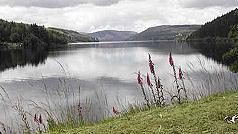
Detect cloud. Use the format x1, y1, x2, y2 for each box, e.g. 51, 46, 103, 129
179, 0, 238, 9
0, 0, 237, 33
0, 0, 124, 8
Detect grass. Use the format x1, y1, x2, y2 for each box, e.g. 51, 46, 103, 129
47, 91, 238, 134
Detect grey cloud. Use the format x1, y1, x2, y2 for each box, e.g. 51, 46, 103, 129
0, 0, 235, 33
180, 0, 238, 9
0, 0, 121, 8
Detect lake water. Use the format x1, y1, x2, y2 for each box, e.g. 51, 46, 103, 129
0, 41, 238, 131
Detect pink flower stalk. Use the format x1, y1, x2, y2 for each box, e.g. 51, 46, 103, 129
178, 68, 183, 79
137, 71, 143, 85
112, 106, 119, 115
148, 54, 155, 75
146, 73, 153, 88
34, 114, 38, 123
78, 105, 83, 116
169, 52, 174, 66
39, 114, 43, 124
157, 76, 161, 89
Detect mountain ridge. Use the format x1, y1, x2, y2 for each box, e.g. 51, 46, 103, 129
128, 25, 201, 41
89, 30, 137, 41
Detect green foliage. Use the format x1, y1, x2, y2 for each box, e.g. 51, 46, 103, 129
223, 47, 238, 72
189, 8, 238, 39
0, 19, 69, 49
47, 91, 238, 134
223, 48, 238, 65
229, 25, 238, 47
229, 61, 238, 72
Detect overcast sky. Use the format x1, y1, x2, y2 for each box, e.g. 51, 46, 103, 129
0, 0, 237, 33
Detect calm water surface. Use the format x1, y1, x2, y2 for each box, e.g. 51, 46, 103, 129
0, 41, 237, 129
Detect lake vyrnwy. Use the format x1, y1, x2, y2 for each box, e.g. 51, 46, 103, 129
0, 41, 238, 127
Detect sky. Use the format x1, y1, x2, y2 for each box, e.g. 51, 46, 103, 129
0, 0, 237, 33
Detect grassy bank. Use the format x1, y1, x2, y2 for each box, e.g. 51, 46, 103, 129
47, 91, 238, 134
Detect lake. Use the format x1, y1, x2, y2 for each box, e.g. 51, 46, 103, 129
0, 41, 238, 130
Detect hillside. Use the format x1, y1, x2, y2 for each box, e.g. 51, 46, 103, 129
188, 8, 238, 72
0, 19, 69, 49
0, 19, 98, 49
49, 27, 98, 43
89, 30, 137, 41
188, 8, 238, 39
47, 92, 238, 134
128, 25, 201, 41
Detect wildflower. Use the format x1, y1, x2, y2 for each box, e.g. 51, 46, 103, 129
78, 104, 83, 116
148, 54, 155, 75
157, 76, 161, 89
112, 106, 119, 115
146, 73, 153, 88
178, 68, 183, 79
137, 71, 143, 85
39, 115, 42, 124
34, 114, 38, 123
169, 52, 174, 66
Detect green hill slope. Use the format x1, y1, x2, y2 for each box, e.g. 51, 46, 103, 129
47, 91, 238, 134
128, 25, 201, 41
49, 27, 98, 43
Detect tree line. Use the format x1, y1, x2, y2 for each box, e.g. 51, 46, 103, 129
0, 19, 69, 49
188, 8, 238, 39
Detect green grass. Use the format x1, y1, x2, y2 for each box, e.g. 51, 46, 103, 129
47, 91, 238, 134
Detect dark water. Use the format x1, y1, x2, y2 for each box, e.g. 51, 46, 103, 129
0, 41, 237, 130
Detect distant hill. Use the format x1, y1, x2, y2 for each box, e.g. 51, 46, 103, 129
49, 27, 98, 43
128, 25, 201, 41
188, 8, 238, 72
89, 30, 137, 41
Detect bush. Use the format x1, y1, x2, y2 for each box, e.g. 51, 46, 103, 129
222, 48, 238, 65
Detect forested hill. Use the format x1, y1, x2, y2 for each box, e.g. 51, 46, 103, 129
0, 19, 97, 49
188, 8, 238, 40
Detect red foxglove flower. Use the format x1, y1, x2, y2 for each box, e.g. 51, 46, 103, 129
157, 76, 161, 89
148, 54, 155, 75
169, 52, 174, 66
78, 105, 83, 116
112, 106, 119, 115
39, 114, 43, 124
34, 114, 38, 123
146, 73, 153, 88
179, 68, 183, 79
137, 71, 143, 85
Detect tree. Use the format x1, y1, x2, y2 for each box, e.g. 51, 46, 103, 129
10, 33, 21, 43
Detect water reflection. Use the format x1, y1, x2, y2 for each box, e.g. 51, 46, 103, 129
188, 40, 233, 63
0, 48, 48, 72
